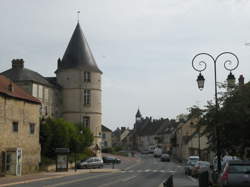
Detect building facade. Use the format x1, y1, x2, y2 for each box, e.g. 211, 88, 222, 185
1, 23, 103, 155
101, 125, 112, 149
0, 75, 41, 175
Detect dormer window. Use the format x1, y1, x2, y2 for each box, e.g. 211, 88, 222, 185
84, 72, 91, 82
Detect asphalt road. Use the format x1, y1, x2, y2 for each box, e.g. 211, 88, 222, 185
12, 154, 198, 187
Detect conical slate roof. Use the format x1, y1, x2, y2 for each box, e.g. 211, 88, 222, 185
136, 109, 142, 118
57, 23, 102, 73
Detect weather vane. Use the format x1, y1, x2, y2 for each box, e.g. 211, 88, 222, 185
77, 11, 80, 23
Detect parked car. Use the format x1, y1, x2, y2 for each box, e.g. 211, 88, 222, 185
161, 154, 170, 162
184, 159, 198, 175
191, 161, 210, 177
218, 160, 250, 187
102, 156, 121, 164
77, 157, 103, 169
141, 149, 151, 154
148, 145, 156, 153
188, 155, 200, 162
154, 147, 162, 157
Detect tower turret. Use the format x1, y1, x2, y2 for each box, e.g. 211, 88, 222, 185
56, 23, 102, 156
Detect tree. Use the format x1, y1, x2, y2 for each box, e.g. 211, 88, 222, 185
40, 118, 93, 158
201, 82, 250, 157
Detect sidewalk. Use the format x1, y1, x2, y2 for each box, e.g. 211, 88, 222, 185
0, 168, 120, 187
174, 175, 198, 187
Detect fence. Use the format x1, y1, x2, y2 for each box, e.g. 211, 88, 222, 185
163, 175, 173, 187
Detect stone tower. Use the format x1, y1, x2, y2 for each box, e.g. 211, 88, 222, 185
56, 23, 102, 155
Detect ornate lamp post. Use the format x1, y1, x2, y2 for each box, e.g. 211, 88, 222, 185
191, 52, 239, 172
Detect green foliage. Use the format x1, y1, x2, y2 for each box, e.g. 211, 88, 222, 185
102, 147, 114, 153
40, 118, 94, 158
201, 83, 250, 157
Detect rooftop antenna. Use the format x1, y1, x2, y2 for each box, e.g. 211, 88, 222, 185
77, 11, 80, 23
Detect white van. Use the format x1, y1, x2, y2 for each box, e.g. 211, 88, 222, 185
188, 156, 199, 161
148, 145, 156, 153
154, 148, 162, 157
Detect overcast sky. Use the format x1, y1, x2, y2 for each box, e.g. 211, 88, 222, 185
1, 0, 250, 130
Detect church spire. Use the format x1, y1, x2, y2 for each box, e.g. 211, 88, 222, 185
136, 108, 142, 123
56, 23, 102, 73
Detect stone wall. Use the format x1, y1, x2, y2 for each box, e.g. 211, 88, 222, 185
56, 69, 102, 155
0, 95, 41, 174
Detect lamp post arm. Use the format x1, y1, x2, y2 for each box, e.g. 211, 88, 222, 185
192, 53, 216, 73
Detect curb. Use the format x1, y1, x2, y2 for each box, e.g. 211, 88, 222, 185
187, 175, 198, 183
0, 169, 120, 187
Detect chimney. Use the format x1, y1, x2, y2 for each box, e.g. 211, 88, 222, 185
8, 82, 14, 92
12, 59, 24, 69
238, 74, 245, 86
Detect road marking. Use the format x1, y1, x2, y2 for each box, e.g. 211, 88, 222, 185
121, 169, 168, 173
121, 175, 137, 182
168, 170, 176, 173
44, 173, 112, 187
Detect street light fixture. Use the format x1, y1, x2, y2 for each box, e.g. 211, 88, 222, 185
197, 73, 205, 90
192, 52, 239, 173
227, 72, 236, 88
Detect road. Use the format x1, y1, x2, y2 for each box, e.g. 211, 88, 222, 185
11, 154, 198, 187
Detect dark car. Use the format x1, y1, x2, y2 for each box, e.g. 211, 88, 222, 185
191, 161, 210, 177
218, 160, 250, 187
102, 156, 121, 164
161, 154, 170, 162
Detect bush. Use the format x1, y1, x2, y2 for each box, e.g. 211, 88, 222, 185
40, 118, 94, 159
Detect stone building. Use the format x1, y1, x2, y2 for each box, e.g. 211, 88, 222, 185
175, 117, 209, 161
0, 75, 41, 175
101, 125, 112, 149
1, 59, 61, 118
1, 23, 103, 155
132, 109, 177, 152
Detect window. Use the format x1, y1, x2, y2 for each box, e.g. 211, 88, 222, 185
32, 84, 38, 97
44, 88, 49, 101
12, 122, 18, 132
29, 123, 35, 134
38, 85, 43, 99
45, 106, 48, 116
40, 106, 43, 115
84, 72, 91, 82
104, 141, 108, 147
83, 116, 90, 128
102, 133, 106, 139
84, 90, 91, 105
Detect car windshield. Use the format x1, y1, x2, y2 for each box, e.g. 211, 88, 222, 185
198, 162, 210, 167
229, 164, 250, 174
188, 160, 197, 166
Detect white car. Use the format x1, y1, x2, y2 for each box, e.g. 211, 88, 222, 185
154, 148, 162, 157
77, 157, 103, 169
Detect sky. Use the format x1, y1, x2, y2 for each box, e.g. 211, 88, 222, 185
1, 0, 250, 130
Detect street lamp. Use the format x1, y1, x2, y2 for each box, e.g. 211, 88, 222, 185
191, 52, 239, 172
